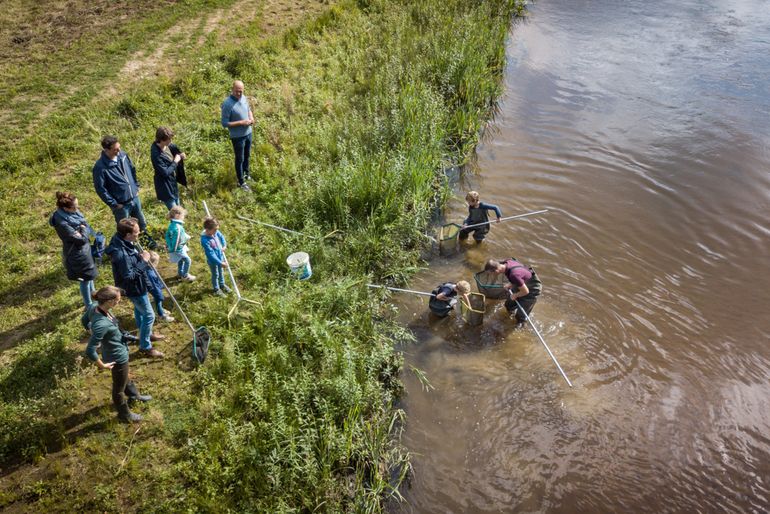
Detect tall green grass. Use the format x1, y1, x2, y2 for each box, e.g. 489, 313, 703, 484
0, 0, 525, 510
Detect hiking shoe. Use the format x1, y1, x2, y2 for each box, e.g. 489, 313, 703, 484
240, 183, 251, 192
221, 284, 232, 294
140, 348, 164, 358
159, 314, 175, 322
181, 273, 196, 282
128, 394, 152, 404
149, 333, 166, 342
214, 289, 226, 297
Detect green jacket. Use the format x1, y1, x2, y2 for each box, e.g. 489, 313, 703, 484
82, 303, 129, 365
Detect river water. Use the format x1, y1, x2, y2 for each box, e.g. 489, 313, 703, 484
394, 1, 770, 512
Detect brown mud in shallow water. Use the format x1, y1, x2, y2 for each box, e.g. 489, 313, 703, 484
394, 0, 770, 512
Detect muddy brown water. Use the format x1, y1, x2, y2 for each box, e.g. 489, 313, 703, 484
393, 1, 770, 512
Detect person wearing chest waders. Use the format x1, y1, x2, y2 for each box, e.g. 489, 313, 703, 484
82, 286, 151, 423
49, 192, 98, 309
485, 258, 542, 326
429, 280, 471, 318
459, 191, 502, 244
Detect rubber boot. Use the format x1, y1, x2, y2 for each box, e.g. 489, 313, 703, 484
117, 402, 142, 423
125, 381, 152, 404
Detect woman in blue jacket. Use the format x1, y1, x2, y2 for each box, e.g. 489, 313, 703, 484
49, 191, 98, 308
151, 126, 187, 210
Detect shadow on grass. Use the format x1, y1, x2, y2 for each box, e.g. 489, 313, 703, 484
0, 301, 81, 354
0, 347, 82, 403
0, 405, 112, 476
0, 267, 73, 308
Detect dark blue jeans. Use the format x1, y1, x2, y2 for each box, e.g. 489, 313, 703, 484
231, 133, 252, 185
112, 196, 147, 232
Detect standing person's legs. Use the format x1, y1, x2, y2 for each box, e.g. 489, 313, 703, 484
78, 280, 93, 308
111, 361, 130, 409
231, 136, 246, 185
513, 295, 538, 324
152, 294, 166, 318
162, 197, 178, 210
127, 197, 148, 232
242, 132, 252, 180
473, 225, 490, 242
208, 261, 220, 290
178, 254, 191, 277
112, 204, 131, 225
128, 294, 155, 350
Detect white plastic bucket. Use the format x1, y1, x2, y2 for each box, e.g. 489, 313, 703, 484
286, 252, 312, 280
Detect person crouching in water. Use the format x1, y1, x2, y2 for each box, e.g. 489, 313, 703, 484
82, 286, 151, 423
459, 191, 502, 244
484, 258, 542, 326
429, 280, 471, 318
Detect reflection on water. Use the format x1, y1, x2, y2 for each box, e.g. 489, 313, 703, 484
394, 0, 770, 512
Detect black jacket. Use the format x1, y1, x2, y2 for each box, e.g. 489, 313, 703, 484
49, 209, 98, 281
105, 233, 150, 297
150, 143, 180, 202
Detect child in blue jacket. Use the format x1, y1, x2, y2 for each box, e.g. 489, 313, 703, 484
200, 217, 232, 296
148, 252, 174, 322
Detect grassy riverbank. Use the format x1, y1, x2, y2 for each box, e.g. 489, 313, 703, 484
0, 0, 524, 510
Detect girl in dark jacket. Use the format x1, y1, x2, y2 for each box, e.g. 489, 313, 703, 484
151, 126, 186, 210
49, 191, 98, 308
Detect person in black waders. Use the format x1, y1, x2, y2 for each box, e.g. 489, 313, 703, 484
484, 258, 542, 326
459, 191, 502, 244
429, 280, 471, 318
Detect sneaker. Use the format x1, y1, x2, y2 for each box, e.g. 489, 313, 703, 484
181, 273, 196, 282
214, 289, 226, 297
240, 183, 251, 192
159, 314, 175, 322
149, 333, 166, 342
128, 394, 152, 404
140, 348, 164, 358
221, 284, 232, 294
244, 173, 253, 181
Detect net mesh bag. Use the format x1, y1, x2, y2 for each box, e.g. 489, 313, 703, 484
438, 223, 461, 255
460, 292, 486, 326
474, 270, 508, 299
192, 326, 211, 364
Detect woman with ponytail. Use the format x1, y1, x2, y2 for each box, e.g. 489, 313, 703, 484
49, 191, 98, 308
82, 286, 151, 423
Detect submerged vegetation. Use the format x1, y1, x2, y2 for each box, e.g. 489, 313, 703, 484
0, 0, 524, 510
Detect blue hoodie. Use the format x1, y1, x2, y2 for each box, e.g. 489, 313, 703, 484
105, 233, 150, 297
93, 150, 140, 208
200, 230, 227, 265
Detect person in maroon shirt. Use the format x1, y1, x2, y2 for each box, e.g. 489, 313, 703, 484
484, 258, 542, 325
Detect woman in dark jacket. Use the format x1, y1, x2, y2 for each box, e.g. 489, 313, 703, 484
151, 126, 186, 210
49, 191, 98, 308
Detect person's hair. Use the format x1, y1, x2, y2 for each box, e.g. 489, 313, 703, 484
149, 251, 160, 266
465, 191, 480, 203
456, 281, 471, 295
484, 259, 501, 272
101, 135, 119, 150
117, 217, 139, 236
203, 216, 219, 231
92, 285, 122, 305
55, 191, 77, 210
155, 126, 174, 143
167, 205, 187, 220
